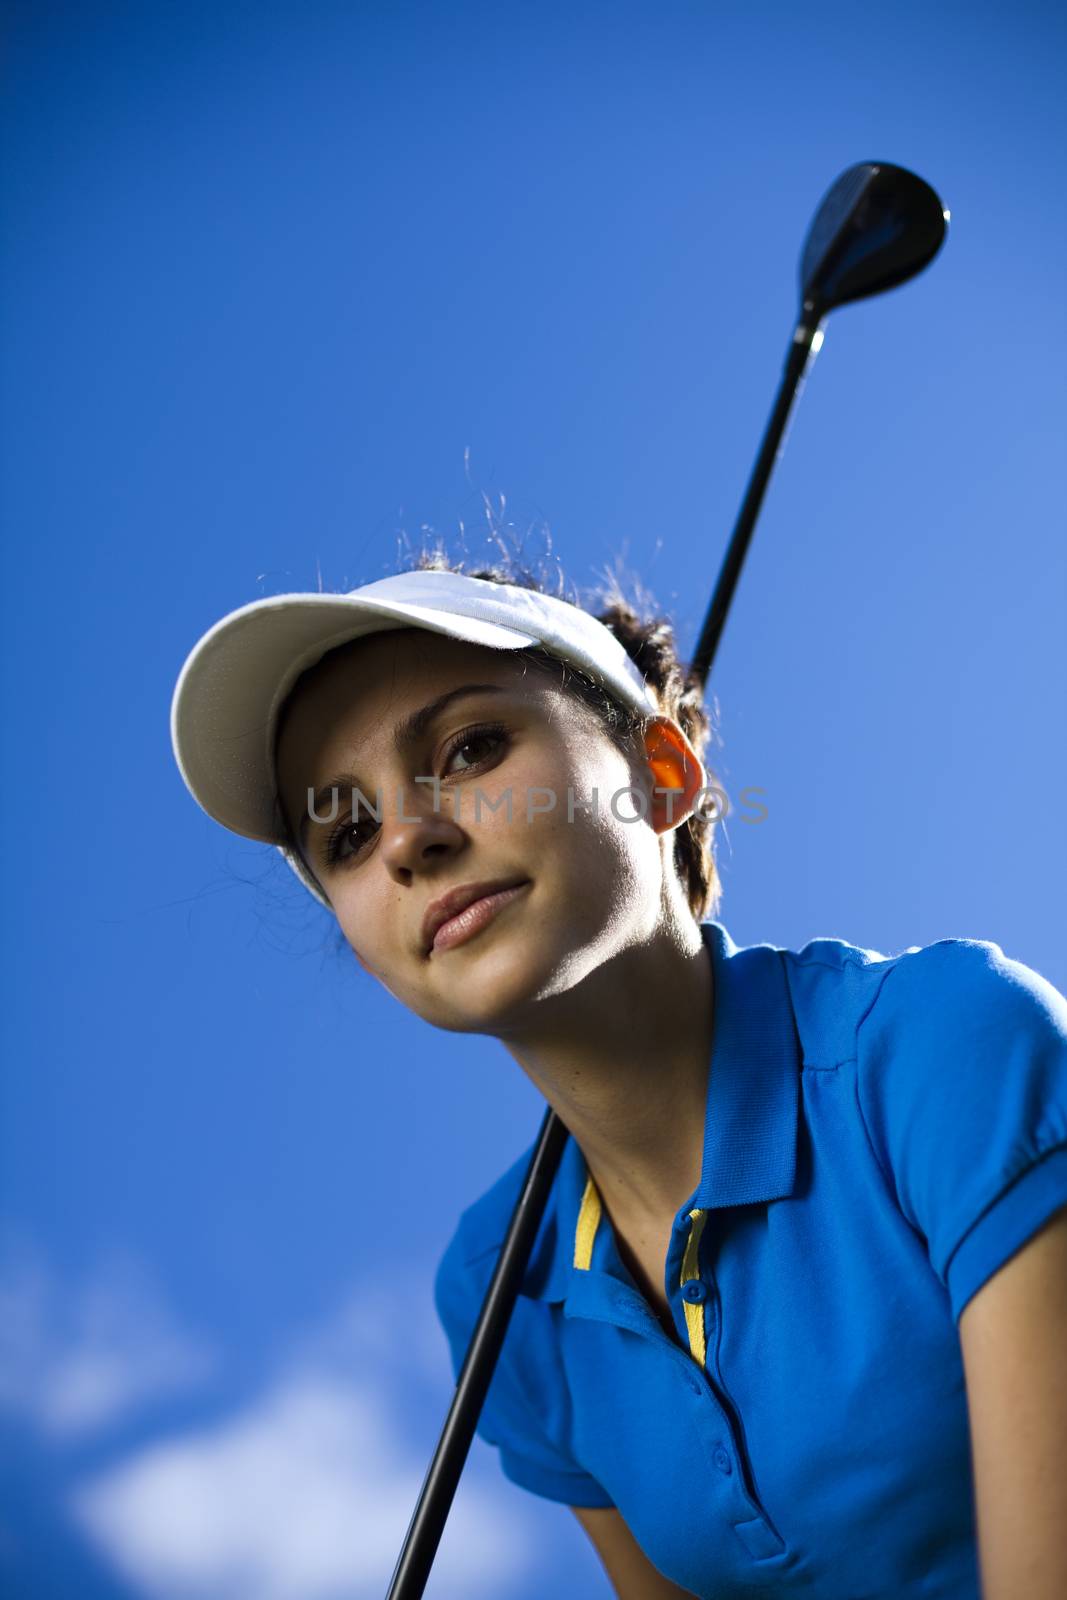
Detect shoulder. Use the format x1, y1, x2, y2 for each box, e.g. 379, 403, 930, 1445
430, 1138, 612, 1507
851, 935, 1067, 1111
433, 1136, 545, 1350
834, 934, 1067, 1321
436, 1139, 536, 1275
855, 934, 1067, 1042
779, 930, 1067, 1070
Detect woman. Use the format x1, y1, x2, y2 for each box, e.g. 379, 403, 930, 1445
171, 550, 1067, 1600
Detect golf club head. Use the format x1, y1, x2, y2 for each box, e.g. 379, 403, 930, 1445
799, 162, 948, 322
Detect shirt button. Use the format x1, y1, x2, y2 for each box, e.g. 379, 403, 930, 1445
682, 1280, 708, 1305
713, 1446, 732, 1475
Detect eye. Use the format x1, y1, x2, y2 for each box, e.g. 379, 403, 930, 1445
441, 723, 509, 777
320, 724, 510, 871
324, 810, 378, 868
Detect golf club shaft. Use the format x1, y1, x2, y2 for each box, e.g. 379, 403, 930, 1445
386, 1106, 569, 1598
690, 319, 822, 683
386, 315, 824, 1600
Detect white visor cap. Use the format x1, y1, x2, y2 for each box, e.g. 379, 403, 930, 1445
170, 568, 663, 908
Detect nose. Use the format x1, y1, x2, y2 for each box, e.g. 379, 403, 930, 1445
378, 782, 465, 884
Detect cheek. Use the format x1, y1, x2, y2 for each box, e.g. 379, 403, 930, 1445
332, 884, 393, 973
550, 793, 655, 888
526, 746, 656, 878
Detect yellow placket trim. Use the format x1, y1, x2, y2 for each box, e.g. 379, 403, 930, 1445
574, 1178, 708, 1367
680, 1208, 709, 1368
573, 1175, 602, 1270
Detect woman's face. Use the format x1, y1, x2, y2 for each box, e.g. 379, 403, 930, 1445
275, 628, 702, 1034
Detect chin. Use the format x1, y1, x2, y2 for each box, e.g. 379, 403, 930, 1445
426, 932, 609, 1036
415, 936, 543, 1026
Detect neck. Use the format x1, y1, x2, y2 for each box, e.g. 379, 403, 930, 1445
498, 914, 715, 1227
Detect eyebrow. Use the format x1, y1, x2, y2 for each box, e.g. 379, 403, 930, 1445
298, 683, 508, 850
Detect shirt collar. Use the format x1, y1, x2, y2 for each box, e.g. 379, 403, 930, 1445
521, 919, 802, 1304
692, 920, 801, 1210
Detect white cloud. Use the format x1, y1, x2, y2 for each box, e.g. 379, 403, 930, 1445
70, 1369, 531, 1600
0, 1240, 216, 1438
1, 1243, 536, 1598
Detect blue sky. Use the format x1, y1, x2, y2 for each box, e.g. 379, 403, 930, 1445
2, 2, 1065, 1595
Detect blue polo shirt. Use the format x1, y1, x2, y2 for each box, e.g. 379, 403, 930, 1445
434, 921, 1067, 1598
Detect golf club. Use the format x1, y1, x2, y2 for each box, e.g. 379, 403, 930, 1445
386, 159, 948, 1600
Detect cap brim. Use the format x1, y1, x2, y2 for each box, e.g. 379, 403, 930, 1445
170, 591, 538, 842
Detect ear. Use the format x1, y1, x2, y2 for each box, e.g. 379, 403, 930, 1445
641, 717, 710, 835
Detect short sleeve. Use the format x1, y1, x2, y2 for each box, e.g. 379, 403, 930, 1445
855, 938, 1067, 1324
433, 1229, 615, 1508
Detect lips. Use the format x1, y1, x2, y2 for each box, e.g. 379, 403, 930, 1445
421, 878, 529, 956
